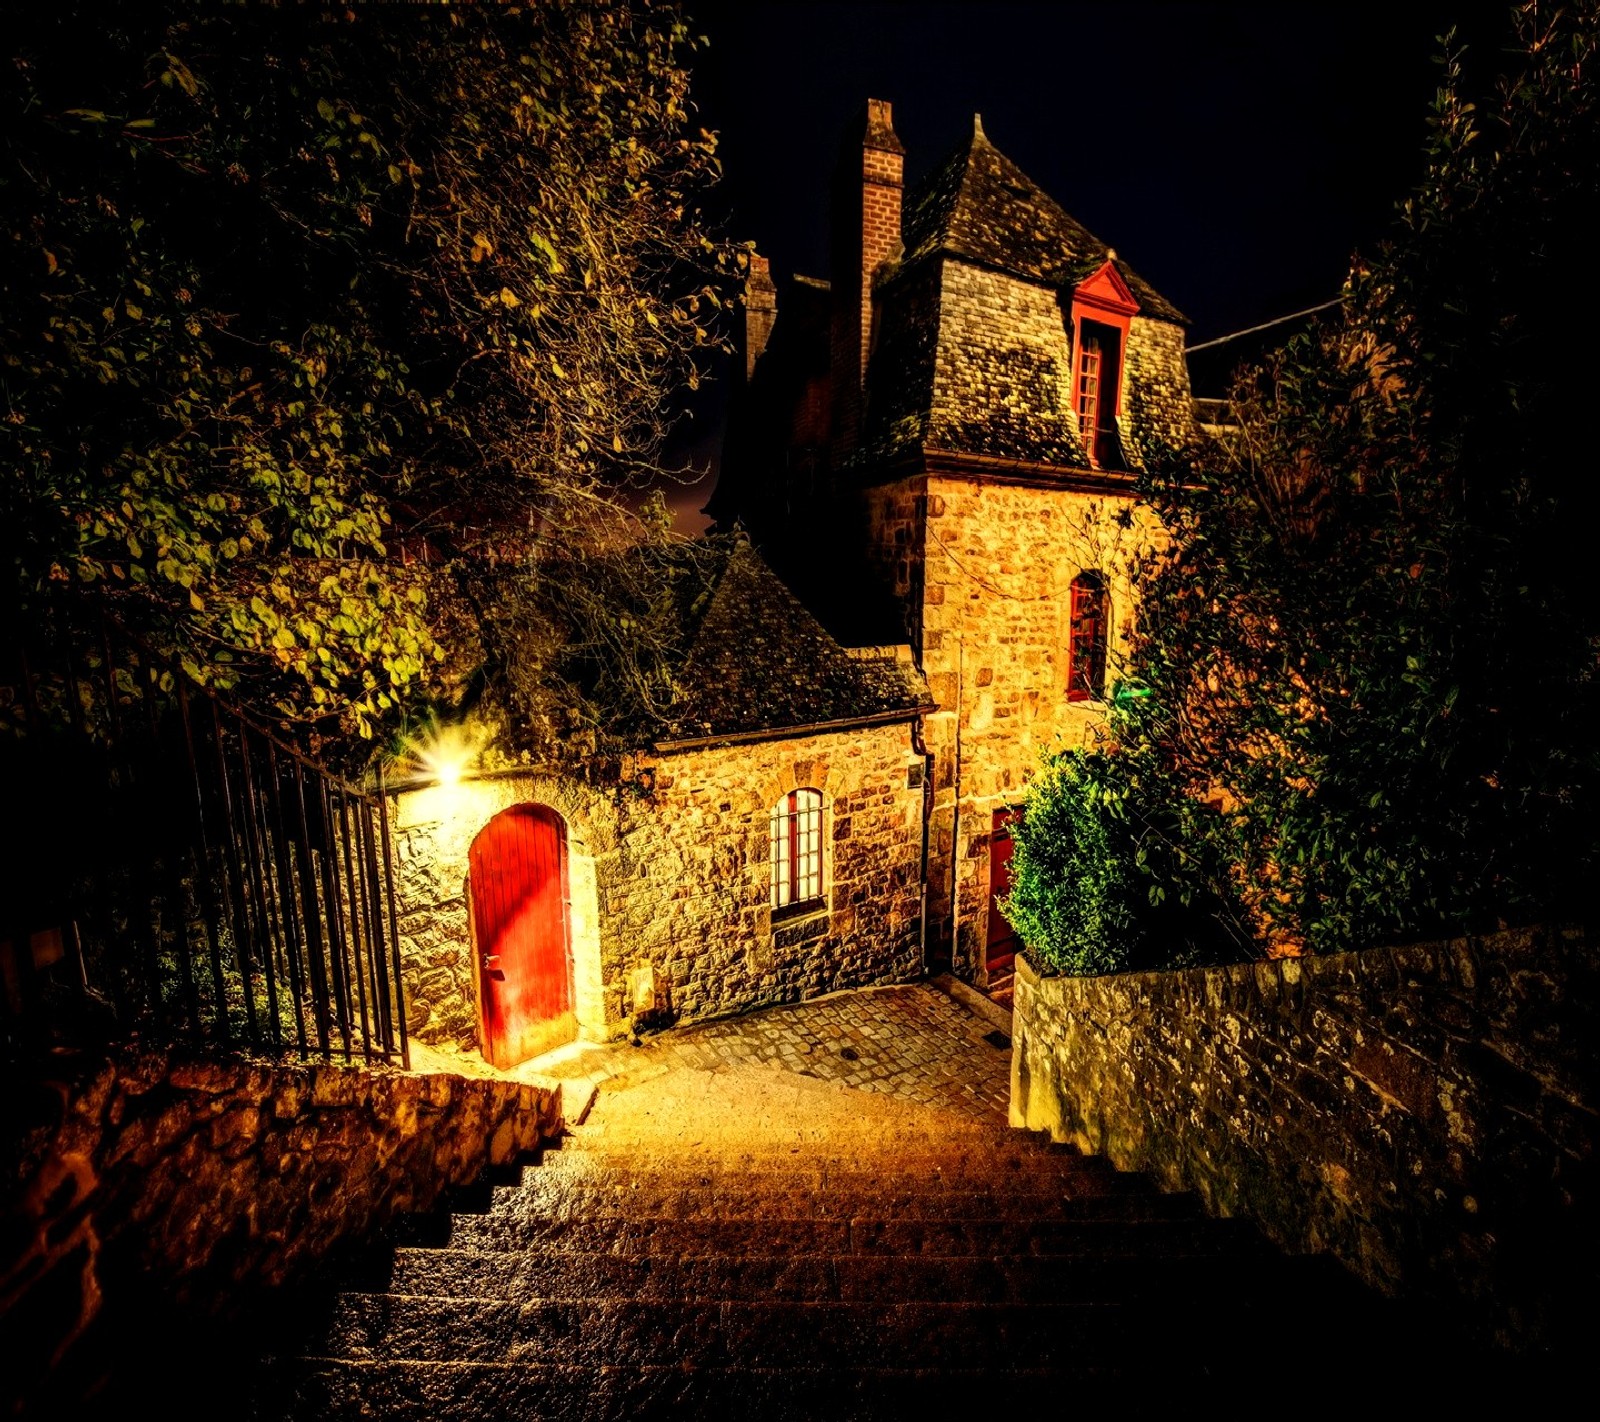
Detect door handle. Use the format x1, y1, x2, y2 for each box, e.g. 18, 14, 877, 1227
482, 954, 502, 970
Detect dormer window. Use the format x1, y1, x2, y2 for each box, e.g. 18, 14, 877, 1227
1070, 259, 1140, 472
1074, 322, 1121, 469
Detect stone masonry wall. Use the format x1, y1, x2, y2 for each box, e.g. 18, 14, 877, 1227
391, 721, 925, 1056
2, 1047, 562, 1412
1011, 926, 1599, 1352
875, 473, 1162, 977
612, 721, 925, 1026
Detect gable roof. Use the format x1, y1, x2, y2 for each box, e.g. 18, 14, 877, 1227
900, 124, 1186, 323
660, 541, 932, 746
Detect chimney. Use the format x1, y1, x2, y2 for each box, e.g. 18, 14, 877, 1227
830, 98, 904, 462
741, 251, 779, 383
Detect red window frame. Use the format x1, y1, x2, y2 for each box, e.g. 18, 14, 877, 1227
1074, 321, 1122, 470
770, 788, 824, 911
1070, 260, 1139, 472
1067, 572, 1109, 703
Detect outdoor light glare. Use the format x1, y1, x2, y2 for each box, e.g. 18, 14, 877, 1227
407, 722, 484, 790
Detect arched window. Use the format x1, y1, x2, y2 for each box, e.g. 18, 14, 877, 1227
1067, 572, 1108, 702
770, 788, 824, 910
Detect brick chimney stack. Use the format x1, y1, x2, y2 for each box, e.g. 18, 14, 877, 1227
830, 98, 905, 462
740, 251, 779, 383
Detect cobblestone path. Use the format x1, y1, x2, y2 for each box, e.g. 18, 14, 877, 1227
524, 981, 1014, 1123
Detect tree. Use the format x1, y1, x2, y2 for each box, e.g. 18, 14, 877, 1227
1, 1, 738, 747
1009, 1, 1600, 964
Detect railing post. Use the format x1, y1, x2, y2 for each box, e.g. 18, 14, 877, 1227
236, 725, 285, 1051
178, 686, 230, 1045
337, 788, 376, 1062
377, 766, 410, 1071
315, 777, 355, 1061
289, 760, 333, 1057
262, 743, 310, 1056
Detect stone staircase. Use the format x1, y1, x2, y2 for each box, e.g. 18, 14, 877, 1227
248, 1067, 1454, 1417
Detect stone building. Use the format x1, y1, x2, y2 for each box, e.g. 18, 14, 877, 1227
390, 541, 932, 1066
709, 100, 1194, 991
389, 99, 1194, 1070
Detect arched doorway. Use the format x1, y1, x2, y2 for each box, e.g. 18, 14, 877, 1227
466, 803, 576, 1069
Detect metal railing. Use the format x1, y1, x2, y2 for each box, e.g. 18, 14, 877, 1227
1, 606, 408, 1068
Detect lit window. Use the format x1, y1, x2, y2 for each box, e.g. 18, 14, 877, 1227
1067, 572, 1108, 702
770, 788, 824, 910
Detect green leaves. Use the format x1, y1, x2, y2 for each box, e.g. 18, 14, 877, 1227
4, 1, 739, 763
1066, 0, 1600, 959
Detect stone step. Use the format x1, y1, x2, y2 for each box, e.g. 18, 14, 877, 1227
484, 1178, 1158, 1225
544, 1119, 1081, 1151
315, 1293, 1217, 1371
256, 1358, 1149, 1421
442, 1204, 1230, 1258
448, 1188, 1202, 1249
383, 1243, 1288, 1304
565, 1122, 1041, 1153
524, 1152, 1119, 1192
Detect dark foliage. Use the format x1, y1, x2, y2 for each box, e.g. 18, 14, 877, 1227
2, 2, 738, 749
1010, 2, 1599, 967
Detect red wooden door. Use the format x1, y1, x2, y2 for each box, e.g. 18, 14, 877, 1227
467, 804, 575, 1069
987, 809, 1020, 975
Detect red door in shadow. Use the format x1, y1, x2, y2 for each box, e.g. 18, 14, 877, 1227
987, 809, 1020, 978
466, 804, 575, 1069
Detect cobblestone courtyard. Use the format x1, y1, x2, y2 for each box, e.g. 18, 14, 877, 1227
412, 979, 1015, 1124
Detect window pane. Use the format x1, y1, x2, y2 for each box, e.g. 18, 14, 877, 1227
770, 789, 824, 908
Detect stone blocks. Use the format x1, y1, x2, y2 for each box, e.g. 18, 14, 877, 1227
2, 1047, 562, 1412
390, 722, 926, 1056
1011, 925, 1599, 1353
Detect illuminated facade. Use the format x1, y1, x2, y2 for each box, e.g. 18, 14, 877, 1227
709, 101, 1194, 986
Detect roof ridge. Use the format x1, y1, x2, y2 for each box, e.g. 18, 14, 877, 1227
898, 122, 1185, 323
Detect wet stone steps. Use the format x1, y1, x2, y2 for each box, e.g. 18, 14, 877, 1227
383, 1240, 1281, 1302
427, 1207, 1254, 1262
318, 1294, 1225, 1369
249, 1067, 1415, 1417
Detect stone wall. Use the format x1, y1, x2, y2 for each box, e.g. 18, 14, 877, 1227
391, 720, 925, 1057
615, 721, 925, 1025
869, 471, 1162, 977
1010, 926, 1599, 1351
1122, 314, 1193, 461
2, 1047, 562, 1412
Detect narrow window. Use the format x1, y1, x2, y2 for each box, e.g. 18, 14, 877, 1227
1067, 572, 1108, 702
770, 788, 824, 910
1074, 320, 1123, 470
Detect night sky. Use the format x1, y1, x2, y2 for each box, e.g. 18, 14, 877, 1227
662, 1, 1511, 527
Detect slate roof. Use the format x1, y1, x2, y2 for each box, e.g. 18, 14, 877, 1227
659, 541, 932, 745
900, 124, 1186, 323
845, 126, 1188, 473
